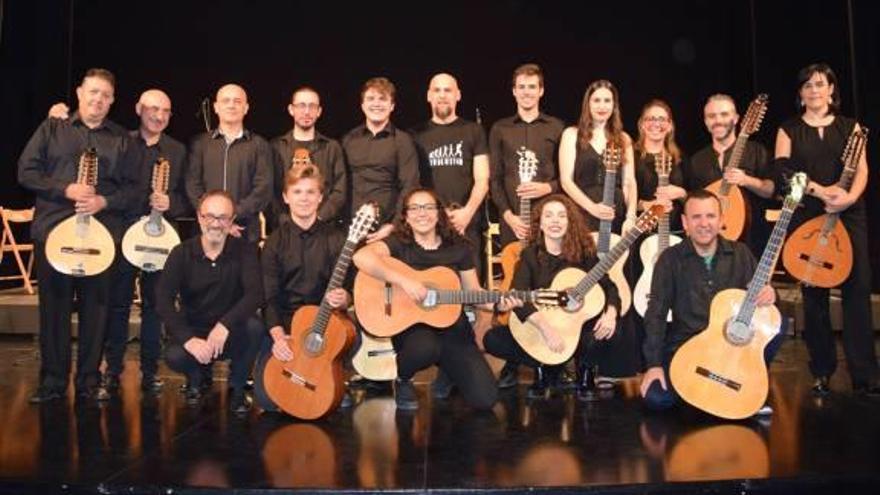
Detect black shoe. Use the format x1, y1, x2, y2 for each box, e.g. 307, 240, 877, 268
576, 364, 598, 402
77, 385, 110, 402
141, 375, 164, 394
854, 383, 880, 398
431, 369, 454, 399
552, 365, 577, 391
185, 386, 203, 405
339, 391, 354, 408
103, 374, 121, 392
526, 366, 549, 400
29, 387, 64, 404
229, 388, 250, 415
394, 378, 419, 410
812, 376, 831, 396
497, 362, 519, 389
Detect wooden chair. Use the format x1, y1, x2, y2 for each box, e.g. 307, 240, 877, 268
0, 207, 37, 294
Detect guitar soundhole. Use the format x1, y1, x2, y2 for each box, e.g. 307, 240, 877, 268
144, 222, 164, 237
563, 292, 582, 313
304, 333, 325, 355
724, 319, 753, 346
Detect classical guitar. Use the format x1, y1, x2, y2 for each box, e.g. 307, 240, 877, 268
588, 144, 632, 315
782, 127, 866, 288
262, 203, 378, 420
351, 331, 398, 382
705, 93, 768, 241
497, 146, 539, 325
44, 147, 116, 276
670, 172, 807, 420
121, 157, 181, 271
510, 206, 661, 365
633, 152, 683, 319
354, 257, 567, 338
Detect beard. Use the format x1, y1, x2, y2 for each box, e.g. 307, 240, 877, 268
434, 104, 453, 120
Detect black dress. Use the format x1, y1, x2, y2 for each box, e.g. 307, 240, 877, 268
573, 143, 627, 232
777, 115, 878, 387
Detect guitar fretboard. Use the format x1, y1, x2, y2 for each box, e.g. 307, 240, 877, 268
657, 170, 670, 253
518, 196, 531, 248
433, 289, 547, 305
310, 241, 357, 336
598, 168, 617, 256
572, 222, 646, 301
719, 133, 750, 196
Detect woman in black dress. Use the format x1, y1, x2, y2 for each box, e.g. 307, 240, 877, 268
774, 63, 879, 396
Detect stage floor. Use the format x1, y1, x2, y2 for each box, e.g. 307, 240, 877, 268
0, 336, 878, 494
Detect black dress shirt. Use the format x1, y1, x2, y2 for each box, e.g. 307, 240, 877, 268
130, 131, 191, 222
642, 237, 757, 368
17, 114, 143, 242
156, 235, 264, 344
342, 123, 421, 224
270, 130, 347, 222
261, 217, 349, 331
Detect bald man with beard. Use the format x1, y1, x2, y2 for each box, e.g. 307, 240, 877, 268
185, 84, 273, 243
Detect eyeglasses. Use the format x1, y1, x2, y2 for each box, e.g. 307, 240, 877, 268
643, 116, 670, 124
405, 203, 439, 213
199, 212, 234, 224
292, 103, 320, 111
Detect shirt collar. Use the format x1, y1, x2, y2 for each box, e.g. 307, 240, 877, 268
682, 236, 735, 258
211, 127, 250, 141
513, 112, 549, 124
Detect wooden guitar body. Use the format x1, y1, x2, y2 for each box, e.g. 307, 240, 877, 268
350, 331, 397, 381
495, 241, 523, 325
705, 180, 748, 241
121, 216, 181, 271
633, 233, 683, 319
509, 267, 605, 365
782, 214, 852, 288
44, 215, 115, 276
669, 288, 781, 420
263, 305, 356, 420
589, 232, 631, 315
354, 258, 462, 337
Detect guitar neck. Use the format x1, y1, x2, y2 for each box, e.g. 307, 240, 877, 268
657, 173, 670, 252
311, 239, 358, 336
434, 289, 542, 305
518, 196, 530, 247
719, 133, 750, 196
598, 169, 617, 254
573, 224, 641, 300
147, 208, 163, 227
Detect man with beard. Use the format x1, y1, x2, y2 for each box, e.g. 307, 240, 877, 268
186, 84, 273, 243
156, 190, 264, 413
270, 87, 346, 227
682, 94, 774, 257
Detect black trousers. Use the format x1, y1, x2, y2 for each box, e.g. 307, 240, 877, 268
104, 258, 162, 378
164, 315, 264, 390
800, 208, 878, 387
34, 242, 110, 392
484, 317, 614, 370
392, 316, 497, 410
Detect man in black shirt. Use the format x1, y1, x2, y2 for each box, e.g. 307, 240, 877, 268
186, 84, 273, 243
683, 94, 775, 257
156, 191, 264, 413
18, 68, 142, 403
253, 163, 352, 412
270, 86, 347, 227
489, 64, 565, 246
342, 77, 420, 243
639, 190, 779, 413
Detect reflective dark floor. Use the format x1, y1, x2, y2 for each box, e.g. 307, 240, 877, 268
0, 336, 879, 494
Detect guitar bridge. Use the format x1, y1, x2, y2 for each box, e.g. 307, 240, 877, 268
281, 369, 316, 391
695, 366, 741, 391
384, 282, 392, 316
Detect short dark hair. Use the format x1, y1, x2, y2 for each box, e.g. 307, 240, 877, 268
797, 62, 840, 114
683, 189, 721, 212
291, 85, 320, 104
82, 68, 116, 89
198, 189, 235, 212
512, 63, 544, 88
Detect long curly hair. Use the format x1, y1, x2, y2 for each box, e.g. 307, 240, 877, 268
576, 79, 625, 151
530, 194, 596, 264
392, 188, 466, 246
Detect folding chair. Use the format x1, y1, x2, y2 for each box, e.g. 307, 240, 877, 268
0, 207, 36, 294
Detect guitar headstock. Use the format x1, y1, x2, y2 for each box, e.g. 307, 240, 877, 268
602, 144, 622, 172
653, 151, 672, 177
77, 148, 99, 186
348, 203, 380, 243
531, 289, 570, 309
633, 205, 664, 234
292, 148, 313, 167
841, 126, 868, 172
151, 158, 171, 194
783, 172, 808, 209
740, 93, 769, 136
516, 146, 538, 183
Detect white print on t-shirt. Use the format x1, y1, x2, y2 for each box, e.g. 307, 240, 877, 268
428, 141, 464, 167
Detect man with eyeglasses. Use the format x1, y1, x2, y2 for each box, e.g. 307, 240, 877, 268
683, 94, 775, 257
270, 87, 346, 227
186, 84, 273, 243
156, 190, 264, 413
47, 88, 191, 395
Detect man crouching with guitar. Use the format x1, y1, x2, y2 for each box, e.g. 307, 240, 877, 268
352, 188, 505, 411
640, 189, 778, 415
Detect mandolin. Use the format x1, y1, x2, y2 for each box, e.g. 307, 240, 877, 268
261, 203, 378, 420
121, 157, 181, 271
509, 206, 661, 365
44, 147, 116, 276
670, 173, 807, 420
781, 127, 866, 288
704, 93, 768, 241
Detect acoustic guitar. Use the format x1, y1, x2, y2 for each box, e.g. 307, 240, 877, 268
705, 93, 768, 241
509, 206, 661, 365
633, 152, 682, 319
670, 172, 807, 420
262, 203, 378, 420
351, 331, 398, 382
782, 127, 866, 288
496, 147, 539, 325
44, 147, 116, 276
354, 257, 567, 338
589, 144, 632, 315
121, 157, 181, 271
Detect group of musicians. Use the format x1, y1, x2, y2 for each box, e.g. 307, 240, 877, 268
16, 62, 878, 418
